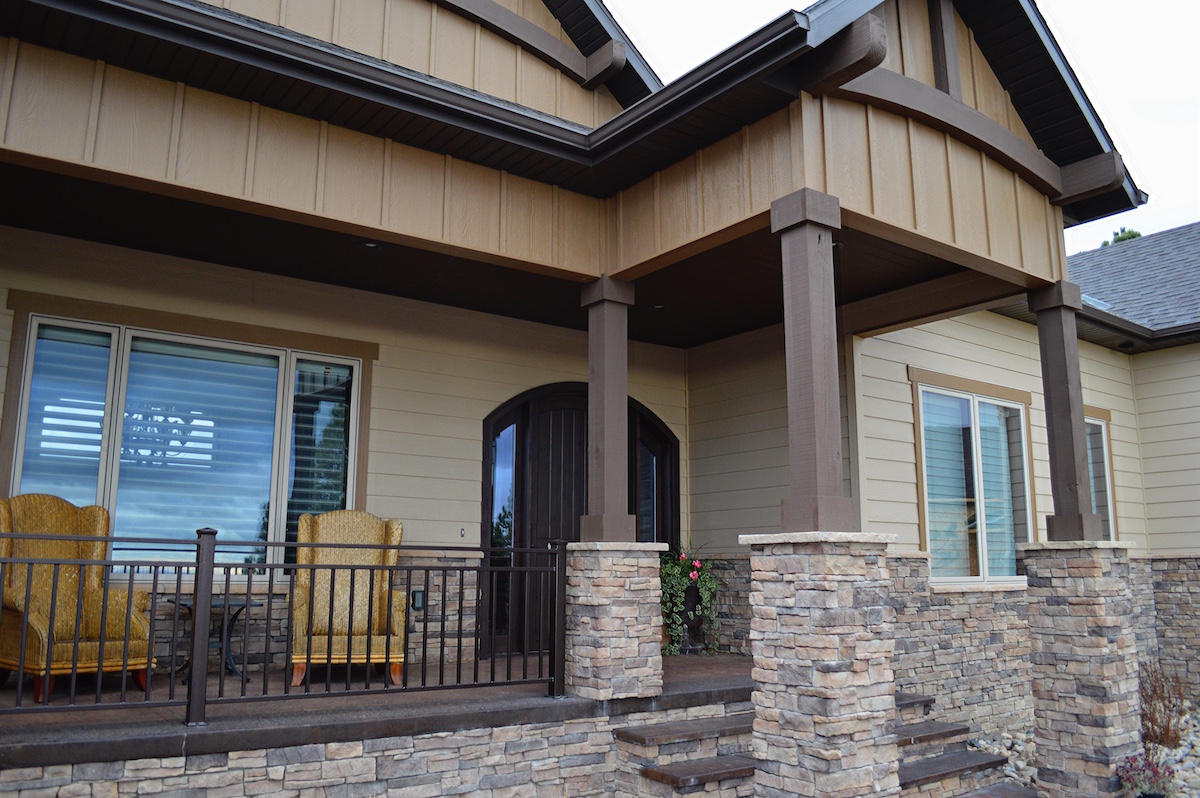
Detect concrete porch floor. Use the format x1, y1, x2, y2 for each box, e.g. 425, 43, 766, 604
0, 654, 753, 769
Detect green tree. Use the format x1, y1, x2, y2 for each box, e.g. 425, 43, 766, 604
1100, 227, 1141, 247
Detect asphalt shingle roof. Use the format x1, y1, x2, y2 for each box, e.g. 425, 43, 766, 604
1068, 222, 1200, 332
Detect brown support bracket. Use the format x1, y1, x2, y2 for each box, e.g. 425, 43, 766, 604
772, 189, 859, 534
1053, 151, 1126, 206
579, 277, 636, 543
1028, 280, 1104, 541
763, 14, 888, 98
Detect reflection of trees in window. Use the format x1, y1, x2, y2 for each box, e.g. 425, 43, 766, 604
285, 363, 353, 545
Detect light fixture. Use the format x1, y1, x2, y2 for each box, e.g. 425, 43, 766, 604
361, 241, 380, 250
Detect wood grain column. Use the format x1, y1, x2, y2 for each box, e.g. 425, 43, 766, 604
579, 276, 636, 543
771, 189, 859, 533
1028, 280, 1103, 541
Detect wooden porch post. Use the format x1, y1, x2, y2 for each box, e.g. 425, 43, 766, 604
1028, 280, 1103, 541
579, 276, 636, 543
771, 188, 859, 533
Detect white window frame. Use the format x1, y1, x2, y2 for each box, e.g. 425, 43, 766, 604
1085, 414, 1116, 541
11, 314, 360, 564
916, 381, 1034, 584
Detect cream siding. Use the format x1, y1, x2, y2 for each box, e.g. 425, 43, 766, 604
201, 0, 623, 129
854, 312, 1147, 552
0, 226, 686, 549
1132, 344, 1200, 555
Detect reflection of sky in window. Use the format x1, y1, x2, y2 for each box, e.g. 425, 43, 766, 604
112, 343, 279, 548
491, 424, 515, 542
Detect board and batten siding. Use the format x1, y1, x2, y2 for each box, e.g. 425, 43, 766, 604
1132, 344, 1200, 555
0, 39, 606, 282
0, 226, 687, 549
207, 0, 623, 129
854, 311, 1147, 552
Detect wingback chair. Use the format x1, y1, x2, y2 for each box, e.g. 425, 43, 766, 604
290, 510, 405, 687
0, 494, 153, 702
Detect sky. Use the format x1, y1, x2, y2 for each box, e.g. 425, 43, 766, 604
603, 0, 1200, 255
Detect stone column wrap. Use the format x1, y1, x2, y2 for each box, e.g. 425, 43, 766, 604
1020, 541, 1140, 798
565, 541, 667, 700
740, 531, 900, 798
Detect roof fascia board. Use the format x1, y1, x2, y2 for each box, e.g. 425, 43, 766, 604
586, 11, 814, 154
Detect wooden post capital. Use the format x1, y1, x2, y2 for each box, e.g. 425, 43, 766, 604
770, 188, 842, 234
1028, 280, 1083, 314
581, 275, 635, 308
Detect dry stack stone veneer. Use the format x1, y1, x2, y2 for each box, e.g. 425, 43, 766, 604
742, 531, 900, 798
1020, 541, 1141, 798
565, 542, 667, 700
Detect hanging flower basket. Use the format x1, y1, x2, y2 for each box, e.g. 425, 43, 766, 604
659, 552, 719, 655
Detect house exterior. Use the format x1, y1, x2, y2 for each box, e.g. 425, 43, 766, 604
0, 0, 1195, 795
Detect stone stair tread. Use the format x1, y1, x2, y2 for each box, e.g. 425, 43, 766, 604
614, 713, 754, 746
641, 754, 757, 788
898, 750, 1008, 788
895, 691, 936, 711
894, 719, 969, 746
956, 784, 1038, 798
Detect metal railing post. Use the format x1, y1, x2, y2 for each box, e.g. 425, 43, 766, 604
185, 528, 218, 726
551, 540, 567, 697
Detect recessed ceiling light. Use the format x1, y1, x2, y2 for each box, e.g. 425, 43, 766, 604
361, 241, 380, 250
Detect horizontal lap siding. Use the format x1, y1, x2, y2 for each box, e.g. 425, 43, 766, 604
856, 312, 1146, 551
0, 227, 687, 549
1133, 345, 1200, 554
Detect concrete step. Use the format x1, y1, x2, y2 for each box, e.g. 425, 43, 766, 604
894, 719, 969, 747
899, 749, 1008, 790
614, 713, 754, 746
641, 754, 756, 790
896, 690, 936, 717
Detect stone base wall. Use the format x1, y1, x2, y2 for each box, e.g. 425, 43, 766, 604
0, 703, 750, 797
1152, 555, 1200, 700
710, 555, 751, 655
888, 553, 1033, 739
1130, 556, 1160, 658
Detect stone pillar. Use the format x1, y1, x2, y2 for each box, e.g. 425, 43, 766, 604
742, 531, 900, 798
771, 189, 859, 534
579, 277, 637, 543
565, 542, 666, 700
1028, 281, 1103, 541
1021, 541, 1141, 798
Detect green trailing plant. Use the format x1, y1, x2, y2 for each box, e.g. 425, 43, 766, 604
659, 551, 719, 656
1140, 659, 1187, 750
1116, 748, 1178, 797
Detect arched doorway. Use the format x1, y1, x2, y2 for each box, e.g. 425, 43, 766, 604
481, 382, 679, 652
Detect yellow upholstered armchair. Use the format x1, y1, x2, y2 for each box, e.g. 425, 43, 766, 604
0, 494, 153, 702
290, 510, 406, 687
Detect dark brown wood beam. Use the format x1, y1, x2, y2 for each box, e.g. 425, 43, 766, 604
1054, 151, 1125, 206
838, 271, 1024, 336
772, 188, 859, 533
927, 0, 961, 101
1028, 280, 1104, 541
579, 277, 636, 543
432, 0, 625, 88
833, 68, 1062, 196
770, 13, 888, 97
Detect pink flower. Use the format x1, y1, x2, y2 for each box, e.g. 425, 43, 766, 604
689, 570, 699, 580
692, 559, 702, 568
679, 553, 687, 561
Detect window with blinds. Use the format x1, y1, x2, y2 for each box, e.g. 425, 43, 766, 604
1085, 418, 1114, 540
918, 385, 1031, 580
13, 317, 359, 561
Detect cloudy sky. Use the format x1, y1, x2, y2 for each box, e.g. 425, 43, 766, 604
604, 0, 1200, 255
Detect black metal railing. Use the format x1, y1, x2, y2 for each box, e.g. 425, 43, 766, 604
0, 529, 567, 723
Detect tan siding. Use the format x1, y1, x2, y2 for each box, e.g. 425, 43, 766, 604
823, 97, 872, 216
5, 44, 92, 161
868, 108, 915, 230
93, 66, 177, 180
386, 0, 434, 72
251, 107, 321, 212
1133, 345, 1200, 555
0, 226, 685, 548
176, 87, 251, 194
323, 125, 386, 226
855, 312, 1147, 553
895, 0, 935, 87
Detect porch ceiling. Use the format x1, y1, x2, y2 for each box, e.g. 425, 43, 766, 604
0, 161, 1009, 349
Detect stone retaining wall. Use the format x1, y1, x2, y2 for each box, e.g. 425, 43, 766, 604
888, 552, 1033, 740
710, 555, 751, 655
0, 702, 751, 797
